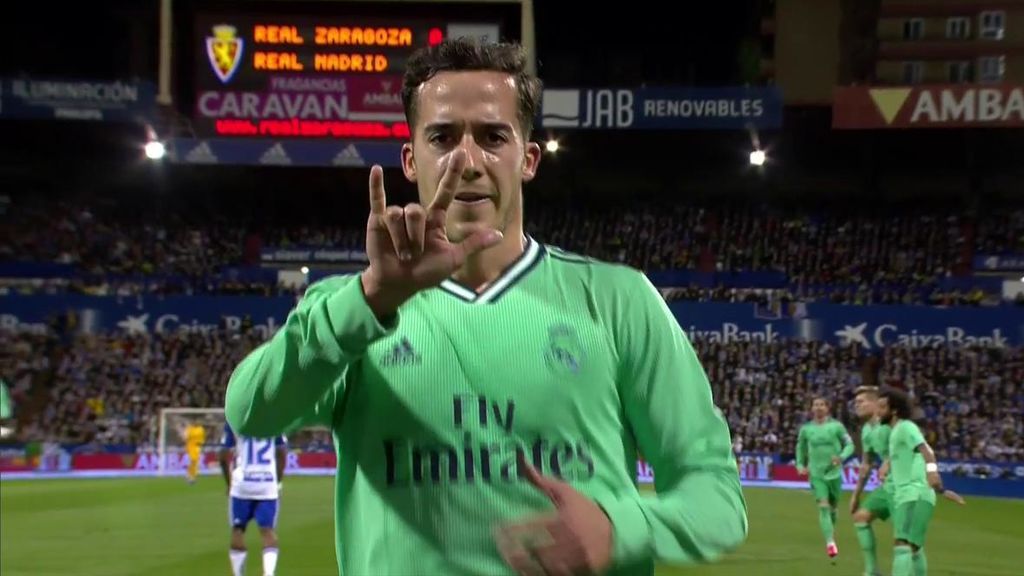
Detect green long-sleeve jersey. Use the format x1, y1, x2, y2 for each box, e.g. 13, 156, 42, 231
225, 238, 748, 576
0, 379, 11, 419
861, 420, 893, 490
889, 419, 936, 506
796, 418, 854, 480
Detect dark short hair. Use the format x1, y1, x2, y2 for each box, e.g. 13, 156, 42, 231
401, 37, 542, 141
812, 395, 830, 406
879, 387, 913, 420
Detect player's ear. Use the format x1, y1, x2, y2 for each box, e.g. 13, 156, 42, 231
401, 142, 416, 182
521, 140, 541, 182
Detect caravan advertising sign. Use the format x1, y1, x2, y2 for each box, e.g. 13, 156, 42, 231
833, 85, 1024, 129
540, 87, 782, 130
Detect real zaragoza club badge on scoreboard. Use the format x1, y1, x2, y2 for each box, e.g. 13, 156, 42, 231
206, 24, 244, 84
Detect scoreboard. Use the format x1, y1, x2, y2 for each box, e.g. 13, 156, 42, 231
193, 13, 501, 141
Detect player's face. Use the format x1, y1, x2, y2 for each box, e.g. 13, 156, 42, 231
877, 397, 893, 423
811, 398, 829, 419
402, 70, 541, 243
853, 394, 877, 419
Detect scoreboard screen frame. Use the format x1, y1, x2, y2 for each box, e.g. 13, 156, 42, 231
179, 2, 520, 143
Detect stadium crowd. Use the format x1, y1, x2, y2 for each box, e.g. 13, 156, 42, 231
3, 326, 1020, 463
2, 199, 1022, 306
706, 339, 1024, 462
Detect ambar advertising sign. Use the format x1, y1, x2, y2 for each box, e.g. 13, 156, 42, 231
833, 85, 1024, 129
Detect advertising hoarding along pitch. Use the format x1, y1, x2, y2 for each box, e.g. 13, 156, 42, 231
2, 296, 1021, 349
540, 87, 783, 130
833, 85, 1024, 129
0, 78, 155, 122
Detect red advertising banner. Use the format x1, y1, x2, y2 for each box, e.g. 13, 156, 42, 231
0, 455, 34, 472
833, 85, 1024, 129
772, 463, 879, 491
65, 450, 339, 473
6, 450, 875, 492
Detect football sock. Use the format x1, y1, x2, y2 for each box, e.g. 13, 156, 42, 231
913, 548, 928, 576
263, 547, 279, 576
893, 545, 913, 576
229, 549, 246, 576
855, 522, 878, 574
818, 505, 835, 544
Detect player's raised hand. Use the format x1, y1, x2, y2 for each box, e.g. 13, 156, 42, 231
361, 149, 503, 318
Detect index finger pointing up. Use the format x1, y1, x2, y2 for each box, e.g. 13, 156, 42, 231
369, 165, 387, 216
428, 149, 466, 212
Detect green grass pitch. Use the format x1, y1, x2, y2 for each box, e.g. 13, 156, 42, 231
1, 477, 1020, 575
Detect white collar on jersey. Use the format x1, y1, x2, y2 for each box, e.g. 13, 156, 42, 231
438, 234, 543, 304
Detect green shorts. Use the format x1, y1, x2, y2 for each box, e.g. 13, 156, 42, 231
893, 499, 934, 547
810, 476, 842, 506
861, 487, 893, 521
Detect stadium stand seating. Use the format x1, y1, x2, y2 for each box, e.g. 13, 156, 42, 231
1, 196, 1022, 461
2, 198, 1022, 306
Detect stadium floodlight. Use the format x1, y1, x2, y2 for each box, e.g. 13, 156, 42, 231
301, 266, 310, 275
749, 149, 766, 166
145, 140, 166, 160
545, 139, 559, 153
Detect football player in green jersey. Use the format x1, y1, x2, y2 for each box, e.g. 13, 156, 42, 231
796, 396, 854, 561
877, 387, 965, 576
0, 379, 13, 438
849, 386, 890, 576
225, 37, 747, 576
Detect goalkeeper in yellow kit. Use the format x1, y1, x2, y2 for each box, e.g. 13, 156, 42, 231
180, 422, 207, 484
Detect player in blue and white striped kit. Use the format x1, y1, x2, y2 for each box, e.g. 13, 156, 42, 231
219, 424, 287, 576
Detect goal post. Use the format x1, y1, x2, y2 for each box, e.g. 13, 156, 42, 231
157, 407, 336, 477
157, 407, 225, 477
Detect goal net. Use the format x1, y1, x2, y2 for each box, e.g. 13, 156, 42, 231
156, 407, 335, 477
157, 407, 226, 477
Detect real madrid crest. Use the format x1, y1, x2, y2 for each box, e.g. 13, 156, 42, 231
544, 323, 585, 375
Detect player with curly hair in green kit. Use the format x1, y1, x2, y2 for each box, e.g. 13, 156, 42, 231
877, 387, 965, 576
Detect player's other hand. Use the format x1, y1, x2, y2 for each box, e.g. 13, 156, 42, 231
797, 466, 807, 476
878, 460, 890, 483
495, 453, 612, 576
831, 456, 842, 467
361, 150, 503, 318
941, 489, 966, 505
926, 470, 942, 489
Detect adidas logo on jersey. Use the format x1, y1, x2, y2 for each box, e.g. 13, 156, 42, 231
380, 337, 421, 367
